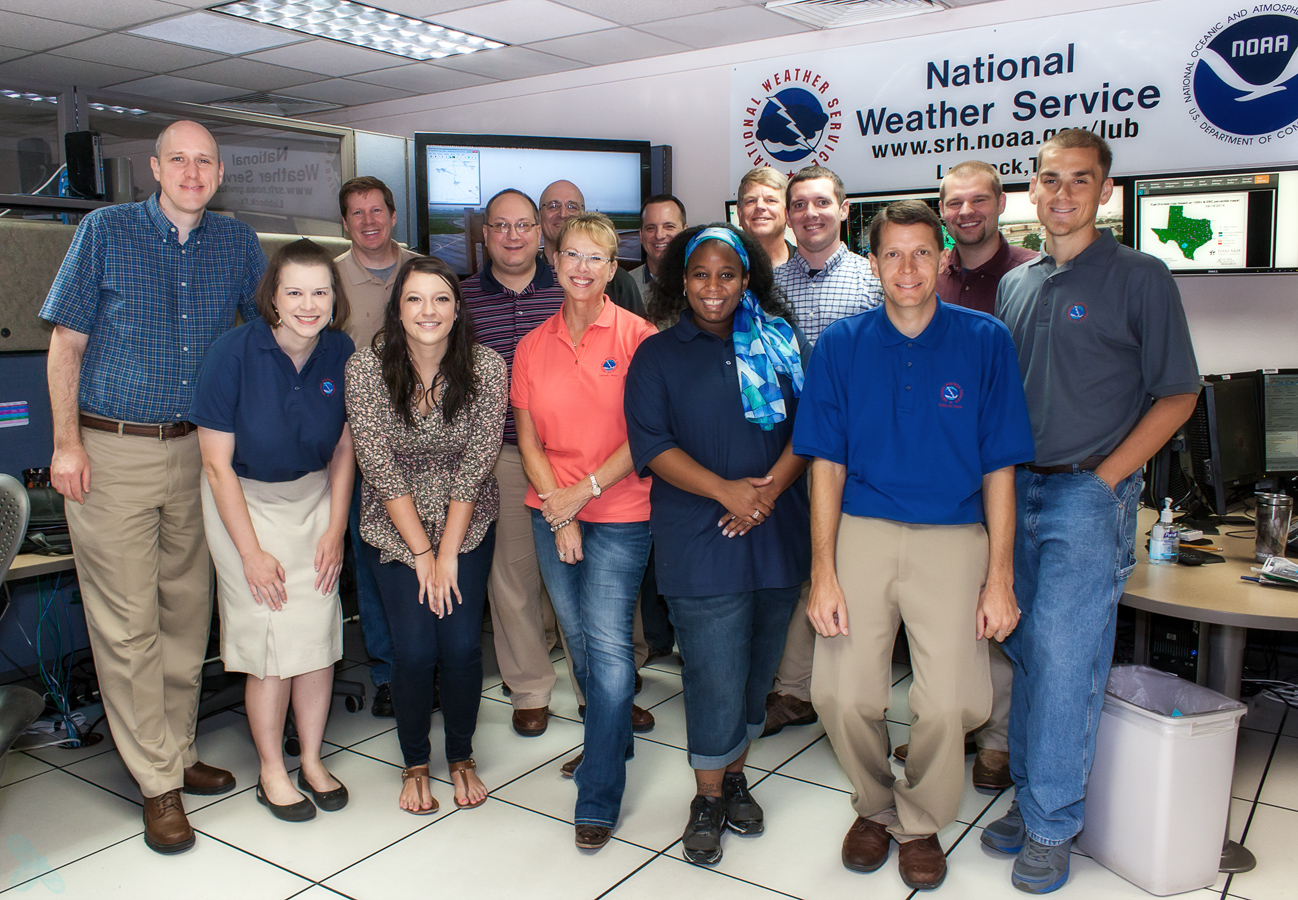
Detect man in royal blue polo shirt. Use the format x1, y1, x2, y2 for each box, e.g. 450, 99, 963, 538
794, 200, 1034, 891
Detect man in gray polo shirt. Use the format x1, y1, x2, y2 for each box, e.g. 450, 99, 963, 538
986, 130, 1199, 894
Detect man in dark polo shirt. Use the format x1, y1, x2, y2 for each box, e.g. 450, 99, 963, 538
986, 130, 1199, 894
796, 200, 1034, 891
41, 120, 262, 854
892, 160, 1037, 790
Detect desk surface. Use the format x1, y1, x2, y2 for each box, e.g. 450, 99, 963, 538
1121, 508, 1298, 631
4, 552, 76, 583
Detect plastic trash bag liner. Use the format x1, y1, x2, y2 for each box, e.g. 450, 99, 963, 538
1104, 665, 1245, 719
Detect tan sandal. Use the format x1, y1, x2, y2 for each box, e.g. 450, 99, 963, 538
448, 758, 488, 809
400, 765, 439, 816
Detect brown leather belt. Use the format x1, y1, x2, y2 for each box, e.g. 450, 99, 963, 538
1023, 455, 1107, 475
79, 413, 197, 440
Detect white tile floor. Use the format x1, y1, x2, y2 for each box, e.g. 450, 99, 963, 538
4, 626, 1298, 899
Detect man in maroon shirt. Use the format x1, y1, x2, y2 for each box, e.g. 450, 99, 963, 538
892, 160, 1037, 791
935, 161, 1038, 315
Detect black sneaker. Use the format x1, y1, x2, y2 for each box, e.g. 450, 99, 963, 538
371, 683, 394, 718
721, 772, 763, 835
681, 795, 726, 865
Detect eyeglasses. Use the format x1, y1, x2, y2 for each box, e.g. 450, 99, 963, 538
558, 248, 612, 267
541, 200, 584, 213
485, 221, 538, 234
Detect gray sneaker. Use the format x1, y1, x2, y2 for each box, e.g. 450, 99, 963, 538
681, 795, 727, 865
722, 772, 763, 835
981, 799, 1025, 854
1012, 836, 1071, 894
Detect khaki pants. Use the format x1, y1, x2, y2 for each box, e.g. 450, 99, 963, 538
978, 638, 1012, 752
811, 515, 992, 841
771, 583, 814, 701
66, 428, 211, 799
487, 444, 556, 709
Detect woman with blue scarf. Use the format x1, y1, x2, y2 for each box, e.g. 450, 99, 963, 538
626, 224, 811, 866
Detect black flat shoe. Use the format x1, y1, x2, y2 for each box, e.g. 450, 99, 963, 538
256, 781, 316, 822
297, 770, 348, 812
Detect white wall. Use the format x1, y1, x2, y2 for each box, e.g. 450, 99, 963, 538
321, 0, 1298, 375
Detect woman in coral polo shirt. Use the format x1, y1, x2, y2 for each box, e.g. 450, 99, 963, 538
512, 212, 656, 851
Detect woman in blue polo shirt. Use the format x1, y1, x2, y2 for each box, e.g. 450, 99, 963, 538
192, 239, 355, 823
625, 224, 810, 866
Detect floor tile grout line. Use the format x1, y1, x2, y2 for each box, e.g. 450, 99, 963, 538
0, 831, 140, 896
302, 805, 462, 884
187, 827, 333, 887
592, 852, 664, 900
1223, 697, 1291, 896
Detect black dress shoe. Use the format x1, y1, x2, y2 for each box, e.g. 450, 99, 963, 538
372, 683, 394, 718
256, 781, 316, 822
297, 770, 349, 812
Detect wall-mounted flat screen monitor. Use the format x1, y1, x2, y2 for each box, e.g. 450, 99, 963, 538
1134, 169, 1298, 274
414, 133, 651, 274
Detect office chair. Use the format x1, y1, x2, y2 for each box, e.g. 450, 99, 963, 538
0, 474, 50, 783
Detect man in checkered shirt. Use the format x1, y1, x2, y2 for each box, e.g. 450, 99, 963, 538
765, 164, 884, 739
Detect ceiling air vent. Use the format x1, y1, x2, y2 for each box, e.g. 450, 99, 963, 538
210, 92, 342, 116
764, 0, 945, 29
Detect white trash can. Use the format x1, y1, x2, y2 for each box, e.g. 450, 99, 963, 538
1077, 665, 1246, 895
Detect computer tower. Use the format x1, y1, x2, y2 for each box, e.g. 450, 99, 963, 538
1147, 614, 1204, 682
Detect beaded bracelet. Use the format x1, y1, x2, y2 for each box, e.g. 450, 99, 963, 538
549, 517, 575, 534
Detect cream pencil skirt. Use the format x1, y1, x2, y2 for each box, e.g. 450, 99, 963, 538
202, 469, 343, 679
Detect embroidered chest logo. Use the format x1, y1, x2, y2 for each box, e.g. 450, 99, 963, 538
320, 379, 336, 396
939, 382, 964, 409
601, 357, 618, 374
1067, 303, 1088, 321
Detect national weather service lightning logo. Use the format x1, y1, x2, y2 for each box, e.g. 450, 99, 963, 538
1068, 303, 1087, 321
1185, 10, 1298, 142
939, 382, 964, 408
739, 67, 842, 172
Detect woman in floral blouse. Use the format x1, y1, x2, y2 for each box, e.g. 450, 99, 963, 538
345, 255, 506, 815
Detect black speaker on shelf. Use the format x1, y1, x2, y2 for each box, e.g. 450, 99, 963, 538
64, 131, 104, 199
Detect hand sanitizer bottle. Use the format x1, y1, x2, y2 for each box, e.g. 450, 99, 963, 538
1149, 497, 1179, 565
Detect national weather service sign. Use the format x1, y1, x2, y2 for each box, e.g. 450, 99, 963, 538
729, 1, 1298, 192
1185, 8, 1298, 143
737, 67, 843, 172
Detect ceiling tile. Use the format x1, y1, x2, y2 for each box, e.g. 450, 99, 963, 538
433, 0, 617, 44
0, 0, 186, 31
636, 5, 811, 48
432, 44, 583, 79
174, 58, 326, 91
360, 0, 482, 17
50, 33, 226, 74
105, 73, 243, 104
524, 27, 692, 66
245, 40, 409, 77
0, 10, 100, 52
0, 55, 151, 89
349, 62, 496, 92
550, 0, 748, 27
130, 12, 304, 55
0, 45, 28, 65
289, 77, 418, 106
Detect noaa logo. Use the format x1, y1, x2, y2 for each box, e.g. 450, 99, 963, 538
941, 383, 963, 405
740, 68, 842, 171
602, 357, 618, 373
320, 379, 336, 396
1068, 303, 1087, 321
1186, 11, 1298, 141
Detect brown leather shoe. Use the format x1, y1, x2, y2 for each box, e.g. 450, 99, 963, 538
575, 824, 612, 850
560, 752, 583, 778
183, 761, 235, 796
512, 706, 549, 737
892, 736, 978, 763
972, 748, 1012, 791
762, 692, 817, 737
898, 834, 946, 890
842, 816, 891, 872
631, 704, 655, 733
143, 789, 195, 854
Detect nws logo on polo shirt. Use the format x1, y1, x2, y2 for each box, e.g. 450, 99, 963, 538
601, 357, 618, 375
320, 379, 336, 396
1067, 303, 1087, 321
939, 382, 964, 409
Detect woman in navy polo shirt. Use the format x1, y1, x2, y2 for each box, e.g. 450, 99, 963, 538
625, 224, 810, 866
192, 239, 355, 822
345, 256, 506, 816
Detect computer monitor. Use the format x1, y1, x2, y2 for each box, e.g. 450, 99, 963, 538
1133, 168, 1298, 274
1184, 373, 1265, 516
1261, 369, 1298, 475
413, 133, 651, 273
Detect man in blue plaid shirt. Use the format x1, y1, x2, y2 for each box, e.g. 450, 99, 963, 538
40, 120, 265, 855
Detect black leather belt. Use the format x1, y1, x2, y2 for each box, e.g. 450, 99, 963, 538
79, 413, 197, 440
1023, 455, 1107, 475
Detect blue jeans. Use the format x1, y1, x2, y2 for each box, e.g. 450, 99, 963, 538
665, 586, 800, 769
532, 511, 650, 829
349, 470, 391, 687
1004, 468, 1140, 846
363, 526, 494, 767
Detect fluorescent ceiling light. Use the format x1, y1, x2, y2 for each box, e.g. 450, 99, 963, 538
88, 102, 150, 116
764, 0, 942, 29
1, 89, 58, 104
214, 0, 507, 61
130, 12, 304, 54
